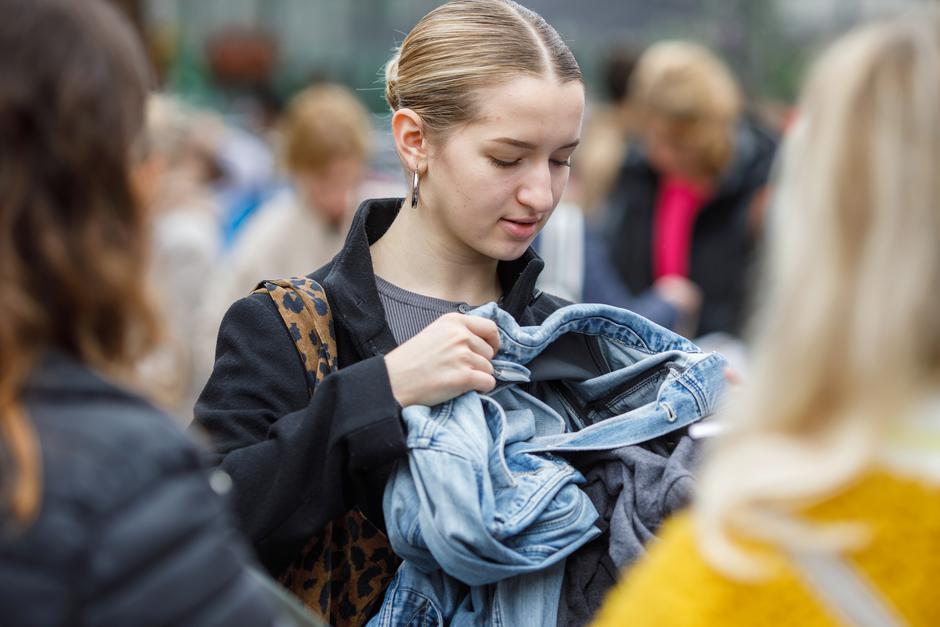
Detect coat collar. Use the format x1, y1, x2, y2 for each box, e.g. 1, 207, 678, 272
319, 198, 545, 357
23, 350, 138, 403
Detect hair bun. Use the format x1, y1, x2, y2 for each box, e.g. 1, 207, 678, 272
384, 54, 401, 110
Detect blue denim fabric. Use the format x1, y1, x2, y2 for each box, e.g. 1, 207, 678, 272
369, 561, 566, 627
371, 303, 727, 626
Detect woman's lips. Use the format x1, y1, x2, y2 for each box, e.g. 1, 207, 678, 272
499, 218, 539, 240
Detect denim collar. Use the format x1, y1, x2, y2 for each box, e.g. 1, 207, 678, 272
468, 302, 728, 450
320, 198, 546, 356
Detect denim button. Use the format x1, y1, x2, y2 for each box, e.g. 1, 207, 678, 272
458, 303, 471, 313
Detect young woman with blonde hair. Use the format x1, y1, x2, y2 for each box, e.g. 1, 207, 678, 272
595, 8, 940, 625
194, 0, 587, 621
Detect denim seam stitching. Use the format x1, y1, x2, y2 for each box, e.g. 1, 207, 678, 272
411, 445, 479, 465
491, 464, 576, 535
603, 371, 668, 411
514, 493, 591, 536
672, 354, 721, 415
390, 585, 443, 626
495, 314, 658, 353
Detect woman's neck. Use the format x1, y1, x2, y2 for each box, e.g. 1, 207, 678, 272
370, 204, 502, 305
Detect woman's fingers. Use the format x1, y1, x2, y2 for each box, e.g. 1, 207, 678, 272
463, 316, 501, 354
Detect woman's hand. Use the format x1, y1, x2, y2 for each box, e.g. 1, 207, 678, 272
384, 313, 501, 407
653, 275, 702, 338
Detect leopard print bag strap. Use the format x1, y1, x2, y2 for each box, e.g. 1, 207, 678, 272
254, 277, 400, 627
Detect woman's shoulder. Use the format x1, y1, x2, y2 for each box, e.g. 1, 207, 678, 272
594, 513, 834, 627
24, 358, 206, 517
4, 361, 209, 604
806, 469, 940, 614
596, 471, 940, 626
9, 357, 280, 626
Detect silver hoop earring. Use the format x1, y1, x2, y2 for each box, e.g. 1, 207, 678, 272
411, 169, 420, 208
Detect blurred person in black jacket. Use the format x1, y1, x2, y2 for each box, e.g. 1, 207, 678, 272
0, 1, 292, 625
602, 41, 777, 338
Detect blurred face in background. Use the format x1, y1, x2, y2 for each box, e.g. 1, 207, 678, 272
417, 75, 584, 262
629, 42, 741, 185
294, 155, 365, 228
643, 115, 729, 185
281, 84, 372, 228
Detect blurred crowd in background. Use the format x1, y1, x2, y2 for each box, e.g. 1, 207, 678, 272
6, 1, 940, 625
107, 0, 924, 422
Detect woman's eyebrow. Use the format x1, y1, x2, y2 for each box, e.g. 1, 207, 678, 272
489, 137, 581, 150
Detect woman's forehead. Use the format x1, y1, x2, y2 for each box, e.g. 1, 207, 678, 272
462, 76, 584, 145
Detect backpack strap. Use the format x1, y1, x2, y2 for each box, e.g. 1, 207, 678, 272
253, 277, 338, 394
790, 550, 905, 627
252, 276, 399, 627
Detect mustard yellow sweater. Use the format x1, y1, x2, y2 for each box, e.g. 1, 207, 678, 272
593, 471, 940, 626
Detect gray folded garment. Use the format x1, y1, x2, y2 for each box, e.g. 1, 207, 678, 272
556, 432, 702, 627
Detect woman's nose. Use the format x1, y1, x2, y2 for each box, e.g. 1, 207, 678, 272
516, 163, 554, 212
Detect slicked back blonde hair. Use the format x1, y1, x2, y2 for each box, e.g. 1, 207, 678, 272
384, 0, 581, 135
695, 7, 940, 579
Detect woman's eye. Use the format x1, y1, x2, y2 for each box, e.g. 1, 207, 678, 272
551, 158, 572, 167
490, 157, 520, 168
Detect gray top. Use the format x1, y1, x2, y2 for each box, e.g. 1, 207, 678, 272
375, 275, 476, 345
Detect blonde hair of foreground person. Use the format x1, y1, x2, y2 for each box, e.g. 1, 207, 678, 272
595, 8, 940, 626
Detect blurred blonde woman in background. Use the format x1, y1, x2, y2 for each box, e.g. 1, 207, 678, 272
600, 41, 777, 339
595, 8, 940, 626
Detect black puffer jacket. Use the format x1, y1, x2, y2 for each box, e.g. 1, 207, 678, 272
0, 352, 282, 627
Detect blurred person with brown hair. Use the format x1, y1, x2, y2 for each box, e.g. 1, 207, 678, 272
595, 8, 940, 625
0, 0, 295, 624
193, 84, 373, 403
602, 41, 777, 338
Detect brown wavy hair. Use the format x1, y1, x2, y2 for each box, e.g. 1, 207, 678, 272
0, 0, 158, 523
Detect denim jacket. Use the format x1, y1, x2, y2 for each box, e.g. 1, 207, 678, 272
370, 303, 727, 626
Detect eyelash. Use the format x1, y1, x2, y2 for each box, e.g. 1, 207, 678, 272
489, 158, 571, 169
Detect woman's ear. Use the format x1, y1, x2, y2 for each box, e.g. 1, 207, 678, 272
392, 108, 428, 174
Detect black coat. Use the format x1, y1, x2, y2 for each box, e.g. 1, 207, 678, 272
0, 352, 280, 627
603, 119, 778, 336
192, 198, 573, 575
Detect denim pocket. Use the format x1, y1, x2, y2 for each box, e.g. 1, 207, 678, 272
379, 587, 443, 627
